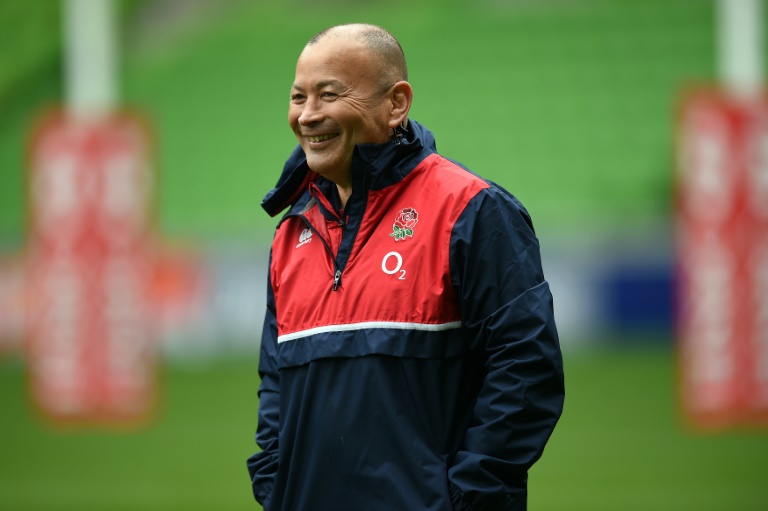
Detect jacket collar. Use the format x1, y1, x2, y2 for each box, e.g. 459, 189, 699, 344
261, 120, 436, 217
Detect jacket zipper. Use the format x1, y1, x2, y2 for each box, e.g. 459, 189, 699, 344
332, 213, 345, 289
288, 185, 349, 292
298, 216, 343, 292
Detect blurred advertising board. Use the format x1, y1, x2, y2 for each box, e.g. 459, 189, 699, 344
676, 89, 768, 430
25, 110, 158, 427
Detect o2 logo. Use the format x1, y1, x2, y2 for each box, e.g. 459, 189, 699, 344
381, 251, 406, 280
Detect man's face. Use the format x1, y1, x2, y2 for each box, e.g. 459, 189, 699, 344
289, 38, 393, 185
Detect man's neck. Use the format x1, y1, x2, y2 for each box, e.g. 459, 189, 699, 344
336, 183, 352, 209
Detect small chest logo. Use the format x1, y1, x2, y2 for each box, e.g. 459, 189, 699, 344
390, 207, 418, 241
296, 228, 313, 248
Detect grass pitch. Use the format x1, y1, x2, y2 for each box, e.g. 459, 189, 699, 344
1, 345, 767, 510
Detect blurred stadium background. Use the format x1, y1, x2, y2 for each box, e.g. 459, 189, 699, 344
1, 0, 767, 509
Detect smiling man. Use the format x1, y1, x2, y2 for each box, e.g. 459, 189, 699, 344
247, 24, 565, 511
288, 26, 411, 205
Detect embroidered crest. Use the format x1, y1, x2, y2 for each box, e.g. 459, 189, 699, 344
390, 207, 418, 241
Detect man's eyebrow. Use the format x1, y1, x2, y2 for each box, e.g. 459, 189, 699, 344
291, 80, 344, 91
317, 79, 343, 89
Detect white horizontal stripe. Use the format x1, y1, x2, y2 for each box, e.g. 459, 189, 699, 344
277, 320, 463, 344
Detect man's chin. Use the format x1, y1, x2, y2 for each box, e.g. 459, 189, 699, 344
305, 157, 335, 177
305, 157, 350, 184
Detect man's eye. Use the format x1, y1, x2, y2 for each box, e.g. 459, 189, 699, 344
321, 92, 337, 99
290, 94, 306, 103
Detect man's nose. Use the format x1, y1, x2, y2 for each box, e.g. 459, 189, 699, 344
298, 97, 324, 125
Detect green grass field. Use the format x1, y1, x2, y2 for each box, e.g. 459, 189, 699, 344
2, 346, 766, 510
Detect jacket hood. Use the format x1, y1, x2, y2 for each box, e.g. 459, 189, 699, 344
261, 120, 437, 217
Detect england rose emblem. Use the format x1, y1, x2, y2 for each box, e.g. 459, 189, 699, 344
390, 207, 418, 241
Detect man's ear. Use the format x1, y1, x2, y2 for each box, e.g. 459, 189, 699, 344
388, 81, 413, 129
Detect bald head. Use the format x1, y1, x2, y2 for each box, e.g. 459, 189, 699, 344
306, 24, 408, 92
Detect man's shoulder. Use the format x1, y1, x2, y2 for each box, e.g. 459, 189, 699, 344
413, 153, 532, 225
412, 153, 491, 196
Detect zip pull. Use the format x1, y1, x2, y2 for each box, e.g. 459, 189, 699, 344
332, 269, 342, 291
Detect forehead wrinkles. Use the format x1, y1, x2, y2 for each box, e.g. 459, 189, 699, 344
295, 41, 379, 91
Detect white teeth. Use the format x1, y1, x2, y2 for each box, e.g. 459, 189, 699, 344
308, 134, 336, 143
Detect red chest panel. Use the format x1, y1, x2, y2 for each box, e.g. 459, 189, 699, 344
270, 154, 489, 341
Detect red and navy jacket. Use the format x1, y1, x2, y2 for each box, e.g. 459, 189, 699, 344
248, 121, 564, 511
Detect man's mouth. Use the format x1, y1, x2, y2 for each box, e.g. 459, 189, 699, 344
307, 134, 339, 143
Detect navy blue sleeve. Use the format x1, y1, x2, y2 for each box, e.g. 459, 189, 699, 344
247, 253, 280, 508
448, 186, 565, 511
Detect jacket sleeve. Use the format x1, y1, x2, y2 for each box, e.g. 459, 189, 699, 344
447, 186, 565, 511
247, 254, 280, 508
